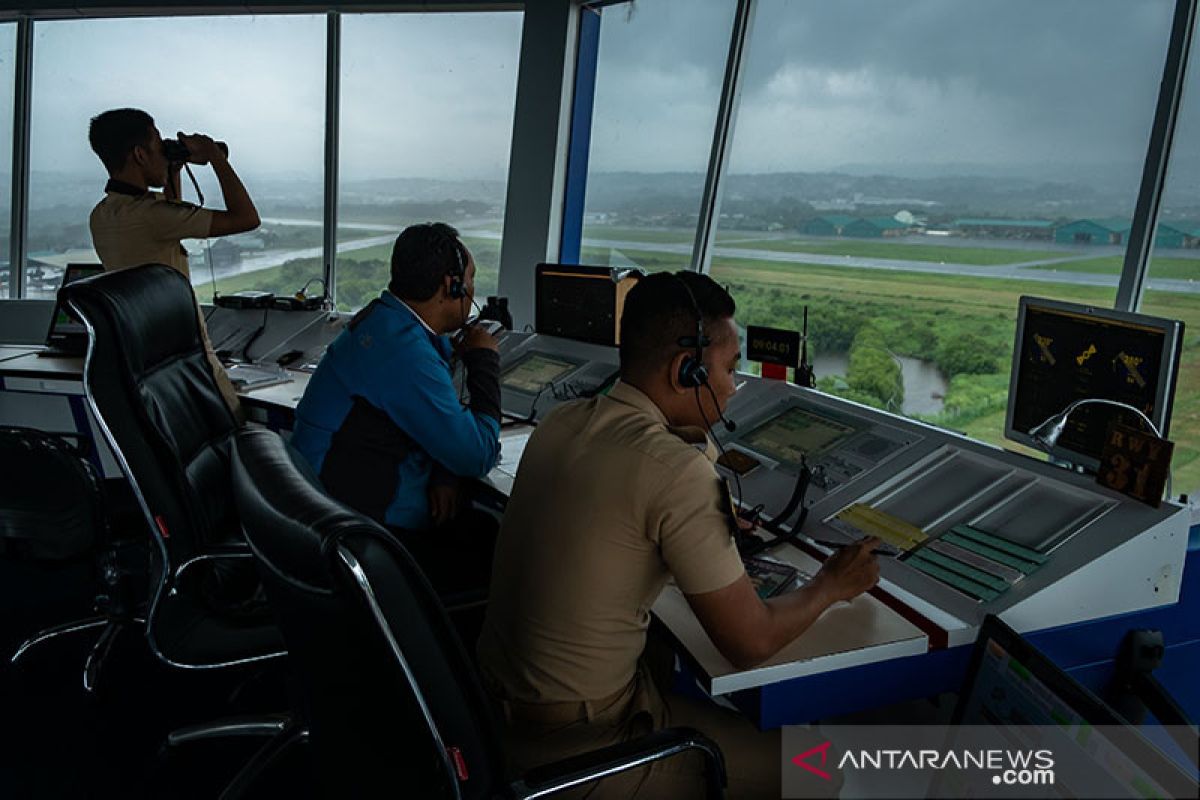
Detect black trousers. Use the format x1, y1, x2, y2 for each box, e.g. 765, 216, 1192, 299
388, 508, 498, 604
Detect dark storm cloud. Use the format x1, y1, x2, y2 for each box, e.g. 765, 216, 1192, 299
737, 0, 1174, 155
591, 0, 1183, 174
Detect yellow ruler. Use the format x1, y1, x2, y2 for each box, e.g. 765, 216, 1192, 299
830, 503, 927, 552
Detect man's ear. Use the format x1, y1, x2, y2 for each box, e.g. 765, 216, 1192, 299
667, 351, 691, 394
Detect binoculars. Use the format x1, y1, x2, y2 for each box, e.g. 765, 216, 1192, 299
162, 138, 229, 163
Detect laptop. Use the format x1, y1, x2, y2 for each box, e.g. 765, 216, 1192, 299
40, 264, 105, 357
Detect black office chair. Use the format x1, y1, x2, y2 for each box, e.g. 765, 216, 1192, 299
3, 426, 142, 692
61, 266, 291, 785
231, 425, 726, 799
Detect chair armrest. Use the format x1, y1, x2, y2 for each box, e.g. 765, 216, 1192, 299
508, 726, 726, 800
174, 546, 253, 579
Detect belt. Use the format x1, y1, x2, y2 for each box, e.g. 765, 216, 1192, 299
493, 682, 633, 725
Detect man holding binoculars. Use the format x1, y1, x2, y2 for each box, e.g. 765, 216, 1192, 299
88, 107, 260, 277
87, 107, 261, 414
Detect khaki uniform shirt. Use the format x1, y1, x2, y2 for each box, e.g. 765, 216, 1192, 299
89, 186, 212, 276
89, 183, 240, 415
477, 380, 745, 704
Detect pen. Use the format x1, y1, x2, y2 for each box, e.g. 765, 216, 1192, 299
811, 538, 893, 556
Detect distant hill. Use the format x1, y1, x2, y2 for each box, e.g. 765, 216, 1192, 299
583, 170, 1146, 221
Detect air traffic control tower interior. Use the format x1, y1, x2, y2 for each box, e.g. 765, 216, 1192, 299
1, 1, 1199, 797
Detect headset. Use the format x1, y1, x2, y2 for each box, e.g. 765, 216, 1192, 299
673, 275, 711, 389
671, 274, 736, 434
446, 237, 468, 300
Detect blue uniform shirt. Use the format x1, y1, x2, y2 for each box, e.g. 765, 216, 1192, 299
291, 291, 501, 529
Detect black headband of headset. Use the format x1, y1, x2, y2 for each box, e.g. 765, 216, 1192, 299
674, 274, 711, 351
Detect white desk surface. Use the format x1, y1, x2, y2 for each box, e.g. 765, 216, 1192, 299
0, 344, 43, 363
653, 545, 928, 696
237, 369, 311, 409
0, 350, 82, 375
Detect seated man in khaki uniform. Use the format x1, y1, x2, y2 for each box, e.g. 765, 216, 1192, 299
477, 271, 880, 798
86, 107, 261, 413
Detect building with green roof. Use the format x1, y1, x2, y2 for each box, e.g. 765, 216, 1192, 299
842, 216, 912, 238
952, 218, 1056, 240
800, 215, 856, 236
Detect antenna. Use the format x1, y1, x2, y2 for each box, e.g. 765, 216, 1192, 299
796, 305, 815, 388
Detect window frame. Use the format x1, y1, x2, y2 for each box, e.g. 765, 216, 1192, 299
1, 1, 528, 308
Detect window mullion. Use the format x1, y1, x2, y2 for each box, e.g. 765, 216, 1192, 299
690, 0, 756, 275
323, 10, 341, 305
1117, 0, 1198, 311
9, 16, 31, 298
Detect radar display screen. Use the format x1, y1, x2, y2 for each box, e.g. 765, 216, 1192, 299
501, 353, 579, 395
1007, 298, 1183, 468
739, 407, 858, 470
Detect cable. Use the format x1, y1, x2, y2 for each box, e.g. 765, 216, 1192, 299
183, 163, 205, 206
297, 277, 327, 297
693, 387, 745, 521
703, 381, 737, 432
240, 307, 270, 362
251, 308, 330, 364
737, 458, 815, 557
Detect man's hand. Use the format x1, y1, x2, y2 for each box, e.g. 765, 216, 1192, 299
812, 537, 881, 603
457, 324, 500, 354
177, 132, 227, 166
428, 479, 461, 527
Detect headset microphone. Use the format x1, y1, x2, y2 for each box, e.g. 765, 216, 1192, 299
703, 381, 737, 432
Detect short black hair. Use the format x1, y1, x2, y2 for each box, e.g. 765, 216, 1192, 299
619, 271, 736, 380
388, 222, 467, 301
88, 108, 155, 174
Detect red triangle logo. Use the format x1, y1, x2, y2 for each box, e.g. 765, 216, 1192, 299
791, 740, 832, 781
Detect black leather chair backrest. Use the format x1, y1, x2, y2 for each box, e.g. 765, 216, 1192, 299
232, 426, 506, 799
63, 265, 239, 563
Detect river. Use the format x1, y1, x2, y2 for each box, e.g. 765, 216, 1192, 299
811, 352, 948, 416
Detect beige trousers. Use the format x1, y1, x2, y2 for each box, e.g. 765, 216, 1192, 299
495, 664, 839, 799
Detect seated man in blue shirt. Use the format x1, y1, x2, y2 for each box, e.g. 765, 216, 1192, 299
291, 222, 501, 595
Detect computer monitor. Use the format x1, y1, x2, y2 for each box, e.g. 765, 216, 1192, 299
500, 352, 582, 396
535, 263, 641, 347
44, 264, 105, 354
737, 406, 860, 472
943, 615, 1196, 798
1005, 296, 1184, 472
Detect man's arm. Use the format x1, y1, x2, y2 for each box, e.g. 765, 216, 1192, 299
177, 133, 260, 237
373, 329, 501, 479
685, 539, 881, 669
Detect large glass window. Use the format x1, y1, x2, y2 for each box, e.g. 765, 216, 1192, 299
336, 12, 523, 311
27, 15, 325, 300
711, 0, 1173, 455
0, 25, 15, 299
1144, 11, 1200, 506
578, 0, 738, 273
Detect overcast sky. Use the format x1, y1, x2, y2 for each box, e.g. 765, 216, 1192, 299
4, 1, 1198, 187
589, 0, 1197, 180
21, 12, 522, 183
